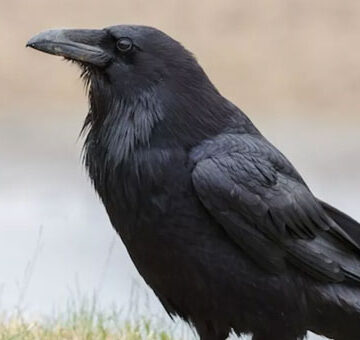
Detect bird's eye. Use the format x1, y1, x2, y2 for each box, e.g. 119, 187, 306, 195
116, 38, 133, 53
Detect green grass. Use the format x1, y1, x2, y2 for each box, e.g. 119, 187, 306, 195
0, 318, 174, 340
0, 298, 177, 340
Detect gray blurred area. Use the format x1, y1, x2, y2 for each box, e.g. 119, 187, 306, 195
0, 1, 359, 339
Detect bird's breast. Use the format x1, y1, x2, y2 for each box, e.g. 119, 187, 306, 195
85, 143, 197, 241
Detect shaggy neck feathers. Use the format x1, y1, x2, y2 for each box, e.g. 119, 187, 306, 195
81, 69, 257, 186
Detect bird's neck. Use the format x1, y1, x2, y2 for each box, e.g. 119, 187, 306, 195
82, 79, 258, 180
84, 85, 163, 161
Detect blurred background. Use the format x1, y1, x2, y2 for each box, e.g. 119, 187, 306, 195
1, 1, 359, 339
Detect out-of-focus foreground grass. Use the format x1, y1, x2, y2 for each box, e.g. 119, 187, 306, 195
0, 319, 172, 340
0, 299, 175, 340
0, 317, 174, 340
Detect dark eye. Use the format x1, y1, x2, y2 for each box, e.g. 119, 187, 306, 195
116, 38, 133, 53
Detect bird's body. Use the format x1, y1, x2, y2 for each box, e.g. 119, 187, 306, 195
28, 25, 360, 340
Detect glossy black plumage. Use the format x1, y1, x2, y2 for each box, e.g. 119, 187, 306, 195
28, 25, 360, 340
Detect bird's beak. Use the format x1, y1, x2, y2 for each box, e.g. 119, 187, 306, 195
26, 29, 111, 67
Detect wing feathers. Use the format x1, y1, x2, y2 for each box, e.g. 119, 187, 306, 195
191, 135, 360, 283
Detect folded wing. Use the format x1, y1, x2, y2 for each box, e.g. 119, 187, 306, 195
191, 134, 360, 283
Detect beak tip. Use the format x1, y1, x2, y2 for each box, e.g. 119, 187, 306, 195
26, 35, 40, 49
26, 30, 56, 50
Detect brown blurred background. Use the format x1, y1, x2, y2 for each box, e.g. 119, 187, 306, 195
2, 0, 360, 116
0, 2, 359, 338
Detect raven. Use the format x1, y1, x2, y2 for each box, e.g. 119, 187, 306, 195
27, 26, 360, 340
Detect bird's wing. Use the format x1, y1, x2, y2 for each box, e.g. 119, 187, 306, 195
191, 133, 360, 283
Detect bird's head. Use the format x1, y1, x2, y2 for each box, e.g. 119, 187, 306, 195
27, 25, 243, 156
27, 25, 212, 97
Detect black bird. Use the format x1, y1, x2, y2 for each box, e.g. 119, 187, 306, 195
27, 26, 360, 340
